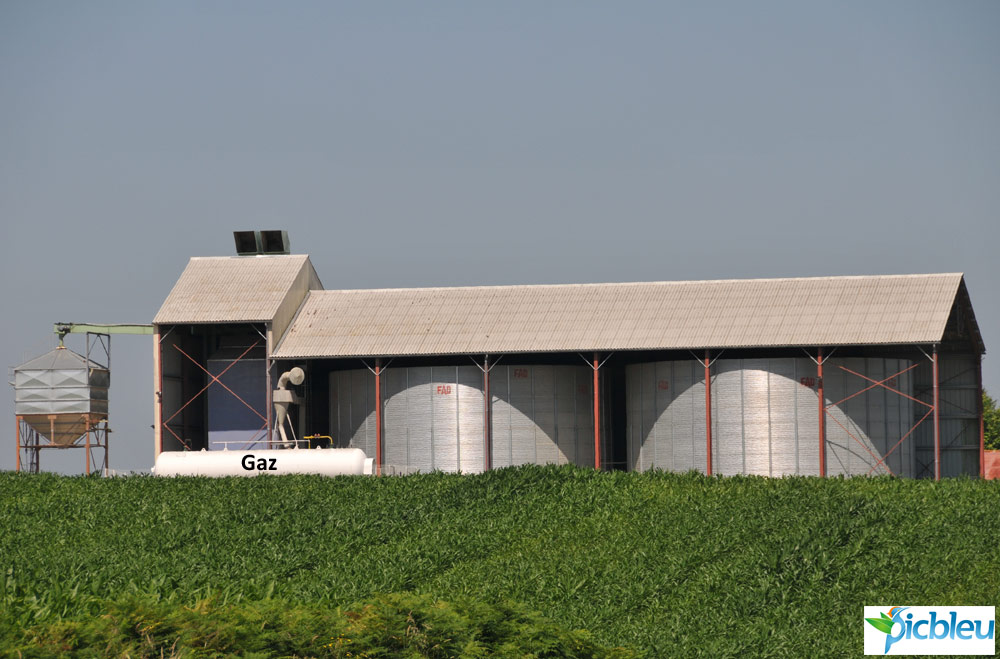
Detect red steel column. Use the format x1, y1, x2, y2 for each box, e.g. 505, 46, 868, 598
15, 417, 21, 473
484, 355, 491, 471
978, 355, 985, 479
705, 349, 713, 476
933, 345, 941, 481
375, 358, 383, 476
817, 348, 826, 477
85, 414, 91, 475
593, 353, 601, 470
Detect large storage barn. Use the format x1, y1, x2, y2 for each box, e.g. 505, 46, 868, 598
153, 248, 985, 479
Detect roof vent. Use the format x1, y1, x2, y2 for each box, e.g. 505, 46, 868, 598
234, 230, 290, 256
261, 230, 290, 254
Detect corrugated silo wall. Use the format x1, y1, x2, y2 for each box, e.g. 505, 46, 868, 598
627, 357, 915, 477
490, 365, 608, 470
328, 364, 606, 473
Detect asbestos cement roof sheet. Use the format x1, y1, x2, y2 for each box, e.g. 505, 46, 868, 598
272, 273, 966, 358
154, 255, 312, 324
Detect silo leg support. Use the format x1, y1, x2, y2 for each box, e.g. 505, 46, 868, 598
85, 414, 91, 476
15, 417, 21, 473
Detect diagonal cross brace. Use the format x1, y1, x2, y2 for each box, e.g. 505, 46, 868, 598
827, 362, 922, 410
174, 344, 267, 423
161, 341, 265, 450
836, 364, 933, 410
162, 341, 261, 426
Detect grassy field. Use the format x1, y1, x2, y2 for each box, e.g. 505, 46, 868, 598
1, 465, 998, 657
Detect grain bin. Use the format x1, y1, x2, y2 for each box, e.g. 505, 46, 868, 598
328, 363, 606, 473
490, 364, 607, 469
329, 366, 484, 473
627, 357, 915, 477
13, 347, 109, 446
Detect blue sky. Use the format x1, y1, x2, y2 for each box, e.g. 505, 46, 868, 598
2, 1, 998, 473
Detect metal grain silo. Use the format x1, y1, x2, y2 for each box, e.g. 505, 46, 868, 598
328, 363, 606, 472
627, 357, 914, 477
625, 360, 707, 474
13, 347, 110, 472
383, 366, 485, 473
329, 366, 485, 473
490, 364, 606, 469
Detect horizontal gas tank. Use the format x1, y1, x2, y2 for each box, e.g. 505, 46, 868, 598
152, 448, 373, 477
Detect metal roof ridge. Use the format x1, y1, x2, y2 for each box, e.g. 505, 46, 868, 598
188, 254, 308, 261
304, 272, 964, 295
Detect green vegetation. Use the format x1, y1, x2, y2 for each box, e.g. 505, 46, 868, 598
2, 466, 998, 657
8, 592, 633, 658
985, 390, 999, 451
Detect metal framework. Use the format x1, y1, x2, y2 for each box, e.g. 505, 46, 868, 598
912, 348, 982, 480
160, 340, 268, 451
825, 360, 932, 478
14, 331, 114, 475
14, 414, 109, 476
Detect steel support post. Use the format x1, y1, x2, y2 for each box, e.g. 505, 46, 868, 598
978, 355, 985, 479
483, 355, 491, 471
375, 358, 383, 476
817, 348, 826, 477
85, 414, 91, 475
266, 356, 273, 449
933, 344, 941, 481
593, 353, 601, 470
154, 328, 162, 457
15, 417, 21, 472
705, 349, 713, 476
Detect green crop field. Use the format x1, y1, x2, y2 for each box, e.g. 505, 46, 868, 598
1, 466, 998, 657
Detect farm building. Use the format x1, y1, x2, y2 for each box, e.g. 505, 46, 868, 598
152, 238, 985, 479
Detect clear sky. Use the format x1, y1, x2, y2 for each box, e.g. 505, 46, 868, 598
2, 1, 998, 474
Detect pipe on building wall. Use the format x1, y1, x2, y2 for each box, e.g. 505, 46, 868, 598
705, 349, 713, 476
933, 344, 941, 481
818, 347, 826, 477
593, 353, 600, 470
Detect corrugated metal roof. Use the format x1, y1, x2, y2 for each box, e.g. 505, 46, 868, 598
15, 347, 103, 371
154, 255, 312, 324
272, 273, 967, 358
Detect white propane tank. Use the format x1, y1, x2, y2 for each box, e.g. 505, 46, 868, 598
152, 448, 374, 477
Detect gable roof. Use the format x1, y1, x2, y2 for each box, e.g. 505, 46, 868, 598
272, 273, 972, 358
154, 255, 318, 325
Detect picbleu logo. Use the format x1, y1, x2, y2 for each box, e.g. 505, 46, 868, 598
863, 606, 995, 655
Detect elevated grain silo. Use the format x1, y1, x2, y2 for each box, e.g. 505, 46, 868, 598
13, 346, 110, 474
